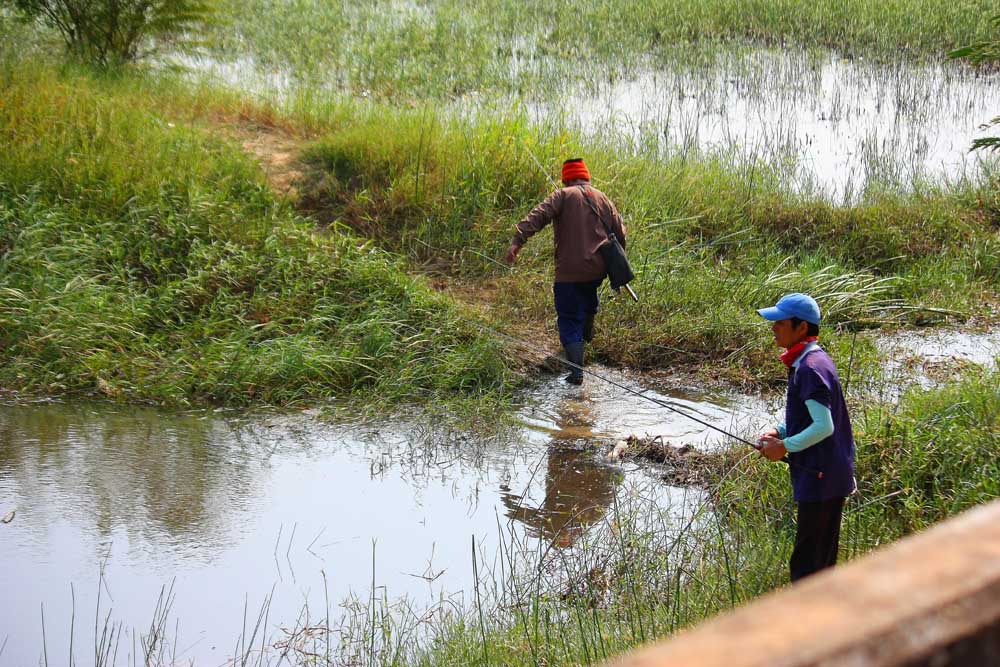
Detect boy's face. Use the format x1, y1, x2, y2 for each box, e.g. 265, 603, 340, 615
771, 318, 810, 348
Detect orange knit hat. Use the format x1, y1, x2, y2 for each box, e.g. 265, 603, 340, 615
561, 158, 591, 184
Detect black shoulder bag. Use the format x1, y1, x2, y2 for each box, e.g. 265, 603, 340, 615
577, 185, 638, 301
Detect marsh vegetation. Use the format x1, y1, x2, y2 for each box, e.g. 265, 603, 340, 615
1, 1, 998, 665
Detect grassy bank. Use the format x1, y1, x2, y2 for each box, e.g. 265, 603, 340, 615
316, 369, 998, 666
295, 103, 999, 386
2, 59, 996, 400
0, 64, 513, 405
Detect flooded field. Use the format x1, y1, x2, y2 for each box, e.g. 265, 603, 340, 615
523, 48, 1000, 198
178, 43, 1000, 198
0, 370, 769, 665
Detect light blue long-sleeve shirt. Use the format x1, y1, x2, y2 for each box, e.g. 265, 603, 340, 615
778, 399, 835, 452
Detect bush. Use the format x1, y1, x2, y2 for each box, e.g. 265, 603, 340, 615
3, 0, 216, 66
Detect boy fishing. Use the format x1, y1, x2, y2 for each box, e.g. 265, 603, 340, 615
756, 293, 856, 582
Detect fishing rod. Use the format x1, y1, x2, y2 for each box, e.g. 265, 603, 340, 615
473, 320, 824, 479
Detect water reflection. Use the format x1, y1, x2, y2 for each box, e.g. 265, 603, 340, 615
0, 378, 766, 665
502, 448, 620, 548
501, 397, 622, 548
0, 404, 255, 553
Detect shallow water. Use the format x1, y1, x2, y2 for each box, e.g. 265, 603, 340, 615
0, 371, 767, 665
524, 49, 1000, 198
177, 42, 1000, 198
874, 328, 1000, 395
887, 329, 1000, 369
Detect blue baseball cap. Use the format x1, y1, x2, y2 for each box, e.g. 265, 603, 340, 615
757, 293, 821, 325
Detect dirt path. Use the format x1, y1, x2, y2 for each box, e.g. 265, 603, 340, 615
224, 119, 564, 372
224, 120, 307, 199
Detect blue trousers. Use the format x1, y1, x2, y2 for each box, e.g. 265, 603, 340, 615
553, 280, 602, 346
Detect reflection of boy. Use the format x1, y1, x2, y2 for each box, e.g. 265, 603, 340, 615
500, 448, 620, 548
756, 293, 856, 582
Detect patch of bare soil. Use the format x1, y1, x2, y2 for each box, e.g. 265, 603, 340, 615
239, 128, 307, 198
218, 118, 310, 199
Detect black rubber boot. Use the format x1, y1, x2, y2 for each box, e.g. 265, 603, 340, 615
564, 342, 585, 385
583, 314, 596, 343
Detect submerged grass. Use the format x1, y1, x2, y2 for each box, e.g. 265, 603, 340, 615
212, 0, 999, 101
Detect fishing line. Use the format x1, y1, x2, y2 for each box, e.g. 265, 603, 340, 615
469, 319, 824, 478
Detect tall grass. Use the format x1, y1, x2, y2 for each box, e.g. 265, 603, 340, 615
1, 58, 995, 398
0, 64, 514, 405
295, 101, 998, 385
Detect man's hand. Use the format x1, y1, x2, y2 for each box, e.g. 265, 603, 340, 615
757, 435, 787, 462
505, 243, 521, 265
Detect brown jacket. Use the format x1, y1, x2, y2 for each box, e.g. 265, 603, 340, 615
511, 182, 627, 283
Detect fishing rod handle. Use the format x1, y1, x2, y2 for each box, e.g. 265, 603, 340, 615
780, 455, 824, 479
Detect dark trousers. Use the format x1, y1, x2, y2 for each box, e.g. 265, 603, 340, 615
790, 496, 845, 582
553, 280, 602, 346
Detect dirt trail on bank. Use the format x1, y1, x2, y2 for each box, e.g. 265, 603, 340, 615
225, 119, 563, 371
226, 119, 306, 199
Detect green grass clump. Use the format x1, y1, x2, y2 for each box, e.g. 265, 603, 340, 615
0, 65, 513, 405
852, 371, 1000, 534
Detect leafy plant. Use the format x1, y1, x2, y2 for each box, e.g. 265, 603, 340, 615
949, 14, 1000, 151
3, 0, 216, 66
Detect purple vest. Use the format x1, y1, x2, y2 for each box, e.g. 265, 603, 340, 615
785, 348, 855, 502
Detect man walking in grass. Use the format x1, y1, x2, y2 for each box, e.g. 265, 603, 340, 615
756, 293, 856, 582
505, 158, 626, 385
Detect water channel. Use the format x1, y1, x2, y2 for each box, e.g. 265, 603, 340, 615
0, 368, 773, 666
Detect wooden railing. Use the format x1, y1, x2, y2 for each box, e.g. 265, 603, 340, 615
607, 500, 1000, 667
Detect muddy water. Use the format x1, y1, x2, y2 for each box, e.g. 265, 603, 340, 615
0, 371, 768, 665
874, 328, 1000, 395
